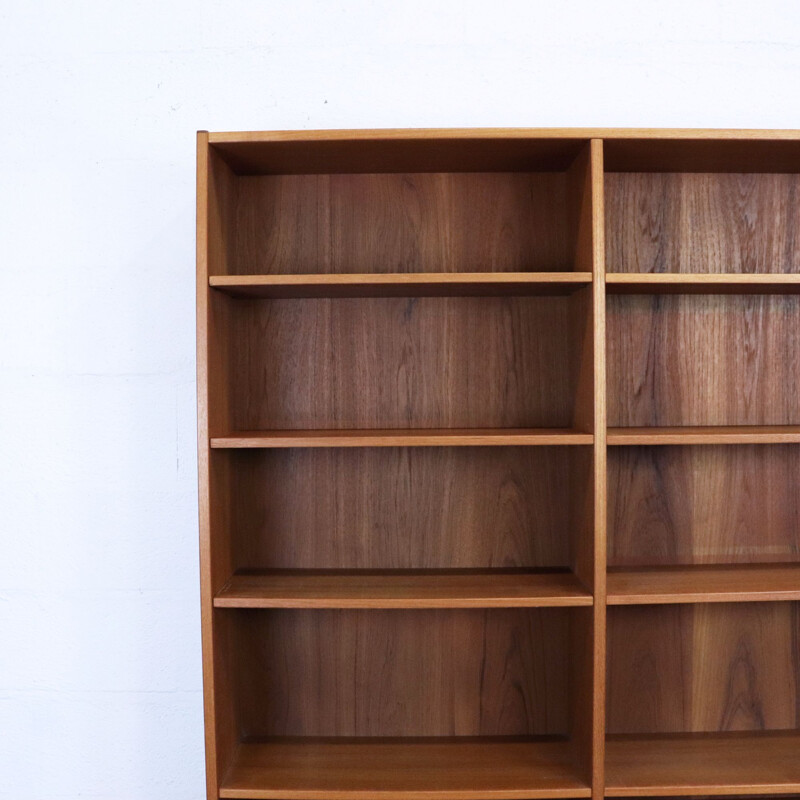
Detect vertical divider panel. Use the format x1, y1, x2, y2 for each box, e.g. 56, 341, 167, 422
589, 138, 608, 799
566, 139, 605, 795
197, 133, 237, 800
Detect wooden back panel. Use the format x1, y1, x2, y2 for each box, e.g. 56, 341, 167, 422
609, 445, 800, 567
607, 603, 800, 735
606, 173, 800, 274
228, 173, 573, 274
229, 447, 590, 571
608, 294, 800, 427
231, 608, 571, 738
227, 295, 582, 431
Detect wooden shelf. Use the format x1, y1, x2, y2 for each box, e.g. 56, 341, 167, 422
214, 570, 593, 609
605, 731, 800, 796
607, 426, 800, 445
607, 272, 800, 294
211, 429, 593, 448
608, 564, 800, 605
210, 272, 592, 298
219, 738, 590, 799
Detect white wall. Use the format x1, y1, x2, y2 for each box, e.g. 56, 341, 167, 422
1, 2, 799, 797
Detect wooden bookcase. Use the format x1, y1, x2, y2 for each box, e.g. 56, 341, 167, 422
197, 129, 800, 800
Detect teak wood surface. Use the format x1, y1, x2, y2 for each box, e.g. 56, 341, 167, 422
198, 128, 800, 800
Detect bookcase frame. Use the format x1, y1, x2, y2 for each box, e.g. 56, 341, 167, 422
197, 128, 800, 800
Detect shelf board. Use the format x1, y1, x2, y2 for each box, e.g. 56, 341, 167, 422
607, 426, 800, 445
219, 738, 590, 799
605, 731, 800, 796
210, 272, 592, 298
211, 429, 593, 448
608, 564, 800, 605
607, 272, 800, 294
214, 570, 593, 609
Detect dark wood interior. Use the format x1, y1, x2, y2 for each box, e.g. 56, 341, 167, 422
230, 608, 573, 738
225, 173, 575, 274
608, 445, 800, 567
222, 446, 591, 571
215, 293, 588, 432
210, 134, 588, 175
607, 602, 800, 735
606, 173, 800, 274
607, 294, 800, 428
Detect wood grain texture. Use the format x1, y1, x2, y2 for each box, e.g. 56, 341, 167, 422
608, 565, 800, 605
607, 295, 800, 427
206, 128, 800, 176
567, 289, 596, 561
197, 134, 238, 799
227, 447, 590, 571
562, 139, 608, 799
617, 796, 800, 799
220, 738, 590, 799
211, 429, 593, 448
606, 603, 800, 734
226, 296, 583, 431
603, 138, 800, 173
214, 570, 593, 608
608, 445, 800, 566
197, 131, 219, 800
231, 609, 571, 737
209, 128, 800, 179
570, 608, 597, 796
607, 272, 800, 294
210, 272, 592, 298
566, 143, 595, 438
588, 138, 608, 800
607, 426, 800, 445
605, 173, 800, 274
229, 173, 572, 275
210, 128, 800, 143
605, 731, 800, 796
210, 132, 591, 174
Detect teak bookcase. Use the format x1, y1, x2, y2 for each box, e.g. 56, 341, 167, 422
197, 128, 800, 800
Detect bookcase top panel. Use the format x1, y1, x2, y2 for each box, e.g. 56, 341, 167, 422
206, 127, 800, 143
203, 128, 800, 174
